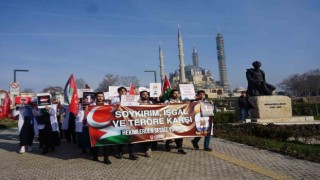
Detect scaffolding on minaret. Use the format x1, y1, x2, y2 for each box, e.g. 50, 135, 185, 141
216, 32, 230, 92
192, 45, 199, 67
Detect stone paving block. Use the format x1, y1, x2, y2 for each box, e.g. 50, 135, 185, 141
0, 128, 319, 179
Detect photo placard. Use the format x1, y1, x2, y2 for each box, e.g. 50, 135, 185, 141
14, 96, 32, 106
37, 93, 52, 108
82, 92, 96, 106
149, 83, 161, 97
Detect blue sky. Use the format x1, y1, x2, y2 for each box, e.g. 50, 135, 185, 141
0, 0, 319, 92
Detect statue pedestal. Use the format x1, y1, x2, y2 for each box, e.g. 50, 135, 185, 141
251, 96, 316, 124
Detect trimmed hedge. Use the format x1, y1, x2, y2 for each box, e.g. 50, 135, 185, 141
0, 118, 18, 129
214, 123, 320, 162
214, 112, 238, 124
292, 103, 319, 116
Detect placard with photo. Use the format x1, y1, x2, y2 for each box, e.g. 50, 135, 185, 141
77, 89, 93, 98
200, 101, 214, 117
82, 92, 96, 106
14, 96, 32, 106
149, 83, 161, 97
37, 93, 52, 108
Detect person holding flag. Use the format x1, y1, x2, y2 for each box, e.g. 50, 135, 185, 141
62, 74, 79, 144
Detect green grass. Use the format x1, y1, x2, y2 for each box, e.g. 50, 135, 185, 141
0, 118, 18, 129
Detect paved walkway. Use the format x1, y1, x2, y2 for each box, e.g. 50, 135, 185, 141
0, 128, 320, 180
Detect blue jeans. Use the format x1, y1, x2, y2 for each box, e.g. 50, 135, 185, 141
204, 135, 211, 149
240, 108, 251, 121
193, 134, 211, 149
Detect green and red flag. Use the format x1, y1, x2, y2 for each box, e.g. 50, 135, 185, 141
64, 74, 79, 115
162, 75, 171, 101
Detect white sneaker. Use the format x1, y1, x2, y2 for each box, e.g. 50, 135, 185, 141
145, 148, 152, 157
19, 146, 26, 154
27, 146, 33, 152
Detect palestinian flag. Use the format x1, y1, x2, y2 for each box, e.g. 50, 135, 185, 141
86, 105, 129, 146
162, 75, 171, 101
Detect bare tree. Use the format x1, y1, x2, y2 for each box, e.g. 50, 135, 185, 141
96, 74, 141, 92
118, 76, 140, 87
96, 74, 119, 92
75, 78, 87, 89
42, 86, 64, 96
278, 69, 320, 97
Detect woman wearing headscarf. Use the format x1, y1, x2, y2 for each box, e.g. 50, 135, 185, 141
13, 105, 37, 154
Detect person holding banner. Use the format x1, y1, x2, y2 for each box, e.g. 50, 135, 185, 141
90, 92, 112, 164
112, 87, 138, 160
191, 90, 213, 151
164, 89, 187, 154
138, 90, 153, 157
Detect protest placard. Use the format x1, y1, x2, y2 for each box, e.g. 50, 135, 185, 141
108, 86, 120, 96
120, 95, 140, 106
149, 83, 161, 97
179, 84, 196, 100
200, 101, 214, 117
14, 96, 32, 106
37, 93, 52, 108
77, 89, 93, 98
82, 92, 96, 106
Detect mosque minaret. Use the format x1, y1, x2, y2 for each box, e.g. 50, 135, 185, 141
192, 46, 199, 67
178, 26, 186, 83
159, 43, 165, 84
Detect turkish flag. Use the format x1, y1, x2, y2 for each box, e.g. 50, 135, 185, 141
64, 74, 79, 115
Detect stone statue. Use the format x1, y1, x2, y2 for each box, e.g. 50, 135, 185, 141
246, 61, 276, 96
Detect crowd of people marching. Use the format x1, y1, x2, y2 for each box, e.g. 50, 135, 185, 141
14, 87, 214, 165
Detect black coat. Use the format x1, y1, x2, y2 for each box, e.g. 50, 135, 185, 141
238, 95, 254, 109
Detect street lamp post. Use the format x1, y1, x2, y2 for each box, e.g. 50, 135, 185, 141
14, 69, 29, 82
144, 70, 157, 83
